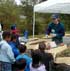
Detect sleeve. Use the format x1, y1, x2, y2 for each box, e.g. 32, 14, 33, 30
7, 45, 15, 63
13, 47, 20, 57
46, 23, 52, 35
56, 24, 65, 38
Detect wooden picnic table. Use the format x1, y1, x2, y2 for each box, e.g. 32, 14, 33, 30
27, 42, 67, 59
26, 37, 67, 61
55, 57, 70, 65
45, 45, 67, 60
65, 34, 70, 37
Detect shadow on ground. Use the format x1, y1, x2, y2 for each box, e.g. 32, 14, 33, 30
52, 63, 70, 71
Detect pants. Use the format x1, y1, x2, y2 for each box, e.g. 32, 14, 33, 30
0, 61, 12, 71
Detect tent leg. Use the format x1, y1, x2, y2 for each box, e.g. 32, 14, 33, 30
33, 11, 35, 38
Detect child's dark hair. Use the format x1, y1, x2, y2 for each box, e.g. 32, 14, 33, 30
2, 31, 11, 39
39, 42, 46, 51
18, 44, 27, 53
15, 58, 26, 70
31, 49, 42, 68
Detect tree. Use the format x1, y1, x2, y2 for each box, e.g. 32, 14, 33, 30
0, 0, 20, 30
20, 0, 36, 35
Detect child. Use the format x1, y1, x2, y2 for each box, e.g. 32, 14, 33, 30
15, 58, 26, 71
9, 34, 20, 58
39, 42, 53, 71
30, 50, 46, 71
16, 44, 32, 71
0, 31, 15, 71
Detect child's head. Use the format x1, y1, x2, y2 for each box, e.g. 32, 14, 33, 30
18, 44, 27, 54
31, 49, 42, 68
2, 31, 11, 42
39, 42, 46, 52
15, 58, 26, 71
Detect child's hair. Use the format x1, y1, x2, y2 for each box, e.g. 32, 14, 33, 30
2, 31, 11, 39
31, 49, 42, 68
18, 44, 27, 53
15, 58, 26, 70
39, 42, 46, 51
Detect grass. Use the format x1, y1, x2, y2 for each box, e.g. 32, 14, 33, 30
65, 31, 70, 34
20, 31, 70, 38
29, 31, 70, 38
57, 48, 70, 57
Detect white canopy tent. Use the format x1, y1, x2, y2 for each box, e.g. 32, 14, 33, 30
34, 0, 70, 14
33, 0, 70, 38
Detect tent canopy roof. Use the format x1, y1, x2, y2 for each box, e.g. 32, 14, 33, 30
34, 0, 70, 14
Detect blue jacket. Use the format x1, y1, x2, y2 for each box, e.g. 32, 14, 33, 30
46, 22, 65, 43
16, 54, 32, 71
9, 42, 20, 58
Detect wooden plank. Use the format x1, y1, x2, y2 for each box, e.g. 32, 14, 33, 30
26, 44, 38, 50
28, 39, 47, 45
28, 38, 39, 42
55, 57, 70, 65
45, 45, 67, 60
65, 34, 70, 37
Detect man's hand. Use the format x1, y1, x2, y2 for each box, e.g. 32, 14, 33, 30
46, 35, 48, 38
51, 34, 57, 37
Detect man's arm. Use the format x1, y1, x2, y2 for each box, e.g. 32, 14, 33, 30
46, 24, 52, 35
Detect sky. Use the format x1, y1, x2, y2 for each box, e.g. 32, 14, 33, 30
15, 0, 21, 5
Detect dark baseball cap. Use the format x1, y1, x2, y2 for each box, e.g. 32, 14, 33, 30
51, 14, 59, 19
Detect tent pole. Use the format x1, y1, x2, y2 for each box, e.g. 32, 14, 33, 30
33, 10, 35, 38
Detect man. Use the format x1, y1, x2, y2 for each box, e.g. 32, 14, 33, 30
46, 14, 65, 45
23, 30, 28, 43
0, 31, 15, 71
